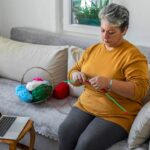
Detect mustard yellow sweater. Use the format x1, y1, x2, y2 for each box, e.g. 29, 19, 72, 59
68, 40, 149, 132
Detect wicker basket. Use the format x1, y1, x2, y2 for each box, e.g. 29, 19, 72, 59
17, 67, 54, 103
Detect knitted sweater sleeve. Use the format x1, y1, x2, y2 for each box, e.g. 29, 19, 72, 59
123, 49, 149, 101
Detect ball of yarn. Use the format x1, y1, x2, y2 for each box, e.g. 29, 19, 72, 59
32, 84, 53, 102
26, 80, 50, 91
52, 82, 69, 99
32, 77, 44, 81
16, 84, 26, 93
15, 85, 33, 102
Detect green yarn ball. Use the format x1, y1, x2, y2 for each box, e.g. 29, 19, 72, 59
32, 84, 53, 102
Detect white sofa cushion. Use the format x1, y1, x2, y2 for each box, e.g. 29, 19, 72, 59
68, 46, 84, 97
0, 37, 68, 85
128, 101, 150, 149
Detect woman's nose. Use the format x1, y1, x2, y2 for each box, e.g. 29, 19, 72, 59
103, 32, 109, 39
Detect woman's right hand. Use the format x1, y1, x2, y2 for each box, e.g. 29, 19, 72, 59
72, 71, 87, 84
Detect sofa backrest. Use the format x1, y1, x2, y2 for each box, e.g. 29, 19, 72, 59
11, 27, 100, 49
11, 27, 150, 63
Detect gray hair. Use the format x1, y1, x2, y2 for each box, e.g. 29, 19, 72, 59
99, 3, 129, 31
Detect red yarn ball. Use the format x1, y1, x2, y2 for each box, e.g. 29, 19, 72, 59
52, 82, 69, 99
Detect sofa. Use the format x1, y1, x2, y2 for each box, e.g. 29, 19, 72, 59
0, 27, 149, 150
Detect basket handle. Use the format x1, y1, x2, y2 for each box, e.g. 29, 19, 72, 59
21, 66, 54, 85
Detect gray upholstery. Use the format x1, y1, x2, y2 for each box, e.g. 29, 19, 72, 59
11, 27, 150, 62
2, 27, 148, 150
11, 27, 100, 49
137, 46, 150, 63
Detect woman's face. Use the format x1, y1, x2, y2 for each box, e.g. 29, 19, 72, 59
100, 20, 127, 48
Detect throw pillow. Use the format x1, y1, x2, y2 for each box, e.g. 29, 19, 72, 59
68, 46, 84, 97
0, 36, 68, 85
128, 101, 150, 149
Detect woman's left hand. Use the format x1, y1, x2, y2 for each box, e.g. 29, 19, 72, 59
88, 76, 110, 91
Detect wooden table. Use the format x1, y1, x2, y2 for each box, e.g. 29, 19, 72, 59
0, 119, 35, 150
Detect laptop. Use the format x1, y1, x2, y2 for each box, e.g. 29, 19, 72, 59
0, 113, 29, 140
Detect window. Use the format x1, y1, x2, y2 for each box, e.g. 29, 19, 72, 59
63, 0, 110, 36
72, 0, 109, 26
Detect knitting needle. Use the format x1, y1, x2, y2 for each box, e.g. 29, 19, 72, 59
85, 80, 128, 113
106, 93, 127, 113
63, 80, 74, 83
64, 80, 127, 113
64, 79, 90, 84
101, 89, 128, 113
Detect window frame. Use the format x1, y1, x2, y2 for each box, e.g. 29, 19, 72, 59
63, 0, 100, 36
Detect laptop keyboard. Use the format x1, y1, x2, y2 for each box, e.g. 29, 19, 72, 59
0, 116, 17, 137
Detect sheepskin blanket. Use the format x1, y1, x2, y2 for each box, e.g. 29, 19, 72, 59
0, 78, 76, 140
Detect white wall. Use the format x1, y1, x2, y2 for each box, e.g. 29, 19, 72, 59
0, 0, 150, 47
0, 0, 58, 37
0, 6, 2, 35
111, 0, 150, 47
125, 0, 150, 47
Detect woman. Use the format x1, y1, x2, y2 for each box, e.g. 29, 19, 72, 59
58, 3, 149, 150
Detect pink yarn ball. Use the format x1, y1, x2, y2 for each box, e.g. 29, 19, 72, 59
32, 77, 44, 81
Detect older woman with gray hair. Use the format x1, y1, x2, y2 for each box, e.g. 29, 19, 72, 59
58, 3, 149, 150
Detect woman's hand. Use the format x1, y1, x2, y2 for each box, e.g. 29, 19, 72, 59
88, 76, 110, 91
72, 71, 87, 84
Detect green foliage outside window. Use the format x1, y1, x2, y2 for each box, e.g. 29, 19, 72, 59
72, 0, 109, 26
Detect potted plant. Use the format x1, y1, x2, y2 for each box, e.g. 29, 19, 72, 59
73, 0, 109, 26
